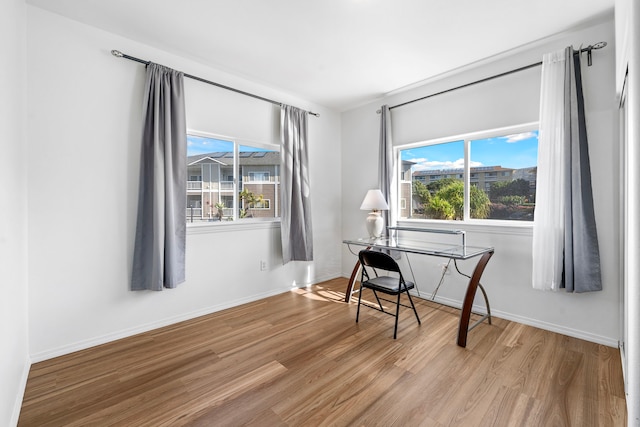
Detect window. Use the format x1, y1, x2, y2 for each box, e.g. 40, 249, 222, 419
248, 171, 270, 182
253, 199, 271, 209
186, 132, 280, 223
398, 124, 538, 222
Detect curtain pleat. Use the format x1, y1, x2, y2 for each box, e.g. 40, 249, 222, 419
532, 47, 601, 293
533, 49, 566, 291
378, 105, 397, 233
131, 63, 187, 291
280, 105, 313, 263
564, 49, 601, 292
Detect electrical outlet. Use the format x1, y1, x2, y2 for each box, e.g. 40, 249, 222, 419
260, 260, 267, 271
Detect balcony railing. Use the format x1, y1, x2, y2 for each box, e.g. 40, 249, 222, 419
186, 206, 237, 222
187, 181, 202, 190
188, 181, 237, 191
186, 207, 202, 219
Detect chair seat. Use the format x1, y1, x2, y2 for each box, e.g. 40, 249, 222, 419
363, 276, 415, 294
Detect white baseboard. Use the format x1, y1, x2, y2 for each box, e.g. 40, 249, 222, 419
315, 272, 343, 283
423, 293, 619, 348
11, 355, 31, 427
30, 286, 293, 363
29, 272, 344, 363
490, 308, 619, 348
297, 272, 343, 287
620, 340, 627, 394
32, 271, 616, 364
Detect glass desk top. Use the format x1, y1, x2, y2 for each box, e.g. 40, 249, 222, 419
343, 236, 493, 260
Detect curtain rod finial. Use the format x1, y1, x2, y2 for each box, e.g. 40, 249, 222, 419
111, 50, 124, 57
592, 41, 607, 50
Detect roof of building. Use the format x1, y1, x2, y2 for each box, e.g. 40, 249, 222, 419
187, 151, 280, 167
413, 165, 515, 176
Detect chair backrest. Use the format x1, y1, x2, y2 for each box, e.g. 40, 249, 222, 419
358, 249, 401, 273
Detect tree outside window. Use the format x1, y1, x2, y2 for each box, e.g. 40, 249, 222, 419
400, 126, 538, 222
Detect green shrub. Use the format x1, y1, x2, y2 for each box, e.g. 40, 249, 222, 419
497, 195, 526, 206
427, 196, 455, 219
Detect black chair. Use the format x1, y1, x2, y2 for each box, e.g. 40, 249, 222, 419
356, 249, 421, 338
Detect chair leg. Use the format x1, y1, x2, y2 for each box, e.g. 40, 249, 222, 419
356, 283, 364, 323
393, 293, 401, 339
405, 287, 421, 325
372, 290, 384, 311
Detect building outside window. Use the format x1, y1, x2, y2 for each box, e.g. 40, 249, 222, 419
248, 171, 270, 182
186, 133, 280, 223
398, 125, 538, 221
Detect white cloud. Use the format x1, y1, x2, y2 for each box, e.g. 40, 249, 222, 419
504, 131, 536, 143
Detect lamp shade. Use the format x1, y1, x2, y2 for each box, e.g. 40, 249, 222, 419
359, 189, 389, 211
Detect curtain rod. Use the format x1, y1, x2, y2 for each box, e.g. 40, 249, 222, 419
378, 41, 607, 113
111, 49, 320, 118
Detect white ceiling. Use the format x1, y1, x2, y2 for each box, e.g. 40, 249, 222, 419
27, 0, 614, 111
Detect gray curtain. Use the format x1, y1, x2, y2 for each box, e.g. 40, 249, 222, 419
131, 63, 187, 291
280, 105, 313, 263
378, 105, 395, 234
563, 48, 601, 292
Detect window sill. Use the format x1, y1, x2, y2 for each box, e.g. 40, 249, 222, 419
187, 218, 281, 235
398, 218, 533, 236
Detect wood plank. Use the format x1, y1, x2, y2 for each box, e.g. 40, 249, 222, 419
18, 278, 627, 426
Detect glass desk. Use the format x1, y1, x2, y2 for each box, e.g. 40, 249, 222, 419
343, 228, 494, 347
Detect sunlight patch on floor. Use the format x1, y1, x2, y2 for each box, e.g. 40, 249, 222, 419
290, 286, 350, 304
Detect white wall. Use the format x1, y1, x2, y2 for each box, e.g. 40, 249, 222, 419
0, 0, 29, 425
342, 17, 621, 346
26, 6, 342, 361
627, 2, 640, 422
616, 0, 640, 423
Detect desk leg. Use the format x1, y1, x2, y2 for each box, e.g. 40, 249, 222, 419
345, 261, 361, 303
457, 250, 494, 347
344, 246, 371, 303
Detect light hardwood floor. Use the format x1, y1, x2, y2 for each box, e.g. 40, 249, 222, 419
19, 278, 627, 426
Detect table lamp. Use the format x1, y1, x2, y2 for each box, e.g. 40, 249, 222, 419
360, 189, 389, 238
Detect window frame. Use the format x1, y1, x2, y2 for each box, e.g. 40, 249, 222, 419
253, 199, 271, 210
248, 171, 271, 182
395, 122, 538, 226
187, 129, 281, 228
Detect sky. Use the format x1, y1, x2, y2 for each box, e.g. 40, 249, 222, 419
187, 135, 233, 156
187, 135, 275, 156
188, 131, 538, 170
401, 130, 538, 172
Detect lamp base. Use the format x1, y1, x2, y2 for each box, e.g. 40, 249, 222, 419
365, 211, 384, 238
